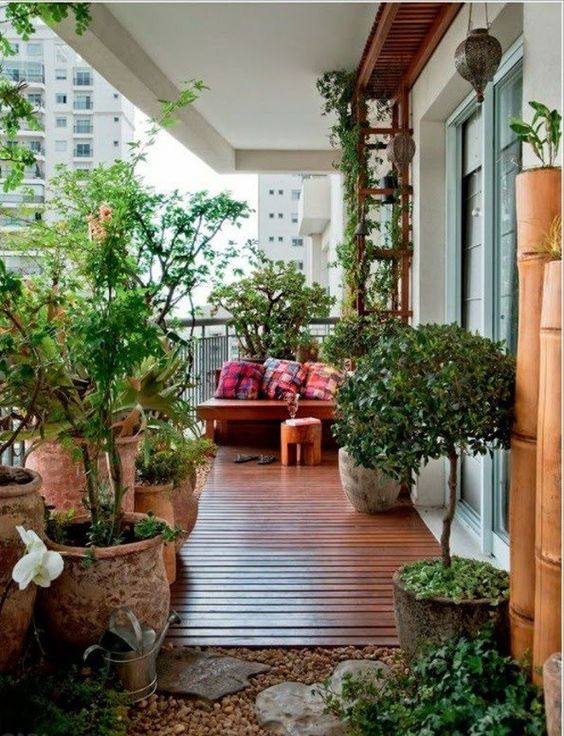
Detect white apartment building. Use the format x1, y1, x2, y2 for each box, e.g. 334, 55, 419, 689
258, 174, 312, 278
0, 19, 134, 267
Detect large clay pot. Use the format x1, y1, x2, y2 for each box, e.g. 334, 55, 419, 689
26, 435, 141, 514
510, 167, 561, 658
533, 260, 562, 683
134, 483, 176, 584
40, 512, 169, 649
393, 571, 509, 660
171, 476, 199, 553
0, 466, 44, 671
338, 447, 400, 513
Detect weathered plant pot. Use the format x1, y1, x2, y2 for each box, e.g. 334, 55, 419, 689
40, 512, 170, 650
171, 476, 199, 553
134, 482, 176, 584
338, 448, 400, 513
26, 435, 141, 514
543, 653, 562, 736
393, 570, 509, 660
0, 466, 44, 672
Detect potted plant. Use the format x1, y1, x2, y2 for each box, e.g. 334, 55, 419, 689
320, 313, 401, 370
210, 251, 334, 361
349, 322, 514, 657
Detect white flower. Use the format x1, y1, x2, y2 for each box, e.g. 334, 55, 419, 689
12, 527, 64, 590
16, 525, 45, 554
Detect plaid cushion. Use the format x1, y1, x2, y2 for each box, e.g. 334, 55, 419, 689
215, 361, 264, 400
261, 358, 307, 400
301, 362, 344, 400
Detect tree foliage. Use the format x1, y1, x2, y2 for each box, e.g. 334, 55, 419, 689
210, 253, 335, 361
333, 323, 515, 567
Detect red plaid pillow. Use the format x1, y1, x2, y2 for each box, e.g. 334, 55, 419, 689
261, 358, 307, 399
302, 362, 344, 400
215, 361, 264, 399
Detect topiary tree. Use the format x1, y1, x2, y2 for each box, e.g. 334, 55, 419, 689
320, 313, 404, 368
333, 322, 515, 567
209, 254, 334, 361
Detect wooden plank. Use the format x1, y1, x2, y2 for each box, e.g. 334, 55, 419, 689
355, 3, 401, 95
169, 446, 440, 646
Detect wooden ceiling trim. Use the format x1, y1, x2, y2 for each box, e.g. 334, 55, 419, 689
355, 3, 401, 96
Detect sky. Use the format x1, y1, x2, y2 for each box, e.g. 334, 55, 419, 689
134, 109, 259, 311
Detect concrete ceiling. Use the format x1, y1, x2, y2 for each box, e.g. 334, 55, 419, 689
56, 2, 377, 173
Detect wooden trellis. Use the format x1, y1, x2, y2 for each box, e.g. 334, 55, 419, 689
353, 2, 461, 320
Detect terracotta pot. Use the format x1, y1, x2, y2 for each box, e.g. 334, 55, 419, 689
338, 448, 400, 513
543, 653, 562, 736
393, 571, 509, 660
40, 512, 170, 650
134, 482, 176, 584
533, 260, 562, 684
0, 466, 44, 671
171, 476, 199, 553
510, 167, 561, 659
26, 435, 141, 514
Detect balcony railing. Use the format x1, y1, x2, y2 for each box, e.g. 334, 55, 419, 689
74, 124, 94, 134
73, 100, 93, 110
74, 148, 93, 158
4, 62, 45, 84
73, 74, 93, 86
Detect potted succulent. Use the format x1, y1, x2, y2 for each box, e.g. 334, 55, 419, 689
350, 322, 514, 657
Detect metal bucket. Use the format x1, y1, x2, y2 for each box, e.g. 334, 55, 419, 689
84, 608, 180, 703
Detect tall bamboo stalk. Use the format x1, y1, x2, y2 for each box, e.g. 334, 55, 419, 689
532, 259, 562, 684
509, 168, 561, 659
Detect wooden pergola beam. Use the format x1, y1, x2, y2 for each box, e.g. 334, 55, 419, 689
355, 3, 401, 95
402, 3, 462, 89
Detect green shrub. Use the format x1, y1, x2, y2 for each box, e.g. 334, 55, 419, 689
320, 314, 406, 368
0, 665, 128, 736
400, 557, 509, 603
333, 323, 515, 568
323, 634, 546, 736
136, 431, 216, 487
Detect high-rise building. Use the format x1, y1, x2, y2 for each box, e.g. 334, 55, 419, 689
257, 174, 311, 278
0, 20, 134, 269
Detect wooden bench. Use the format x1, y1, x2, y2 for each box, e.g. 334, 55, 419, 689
197, 398, 335, 443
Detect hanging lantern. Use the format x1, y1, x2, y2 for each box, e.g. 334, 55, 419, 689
455, 5, 502, 103
355, 212, 369, 237
386, 131, 416, 168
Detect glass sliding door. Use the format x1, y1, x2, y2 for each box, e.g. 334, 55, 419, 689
446, 39, 523, 563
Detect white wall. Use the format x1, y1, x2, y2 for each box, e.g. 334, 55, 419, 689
521, 3, 563, 169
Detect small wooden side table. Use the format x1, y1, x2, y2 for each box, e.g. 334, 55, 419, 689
281, 418, 322, 466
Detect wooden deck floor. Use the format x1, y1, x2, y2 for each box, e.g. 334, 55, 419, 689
169, 446, 440, 646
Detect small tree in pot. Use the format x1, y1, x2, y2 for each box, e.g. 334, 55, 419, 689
353, 322, 514, 657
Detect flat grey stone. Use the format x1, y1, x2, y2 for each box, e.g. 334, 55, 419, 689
255, 682, 345, 736
329, 659, 390, 695
157, 649, 270, 700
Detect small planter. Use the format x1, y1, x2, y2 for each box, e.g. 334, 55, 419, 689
40, 512, 170, 650
338, 448, 400, 513
26, 435, 141, 513
0, 467, 44, 672
393, 571, 509, 660
171, 476, 199, 553
134, 482, 176, 584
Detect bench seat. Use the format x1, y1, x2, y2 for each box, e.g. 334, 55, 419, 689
197, 398, 335, 441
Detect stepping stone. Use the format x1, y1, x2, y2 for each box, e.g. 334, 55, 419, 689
255, 682, 345, 736
329, 659, 390, 695
157, 648, 270, 700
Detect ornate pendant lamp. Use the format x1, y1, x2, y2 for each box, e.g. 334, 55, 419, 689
386, 131, 416, 169
455, 4, 502, 103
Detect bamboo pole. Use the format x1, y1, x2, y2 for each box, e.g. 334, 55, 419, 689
532, 259, 562, 685
509, 168, 561, 659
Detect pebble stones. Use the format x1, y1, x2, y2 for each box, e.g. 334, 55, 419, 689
255, 659, 390, 736
158, 649, 271, 700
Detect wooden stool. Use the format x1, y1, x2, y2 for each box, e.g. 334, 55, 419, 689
281, 418, 322, 466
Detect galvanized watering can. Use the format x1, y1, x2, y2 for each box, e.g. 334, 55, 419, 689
84, 607, 180, 703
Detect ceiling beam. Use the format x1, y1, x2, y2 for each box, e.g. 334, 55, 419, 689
402, 3, 462, 89
355, 3, 401, 95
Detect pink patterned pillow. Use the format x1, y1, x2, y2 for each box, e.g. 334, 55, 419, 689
261, 358, 307, 400
301, 362, 344, 400
215, 361, 264, 399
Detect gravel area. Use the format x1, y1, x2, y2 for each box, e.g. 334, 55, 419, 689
128, 644, 403, 735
